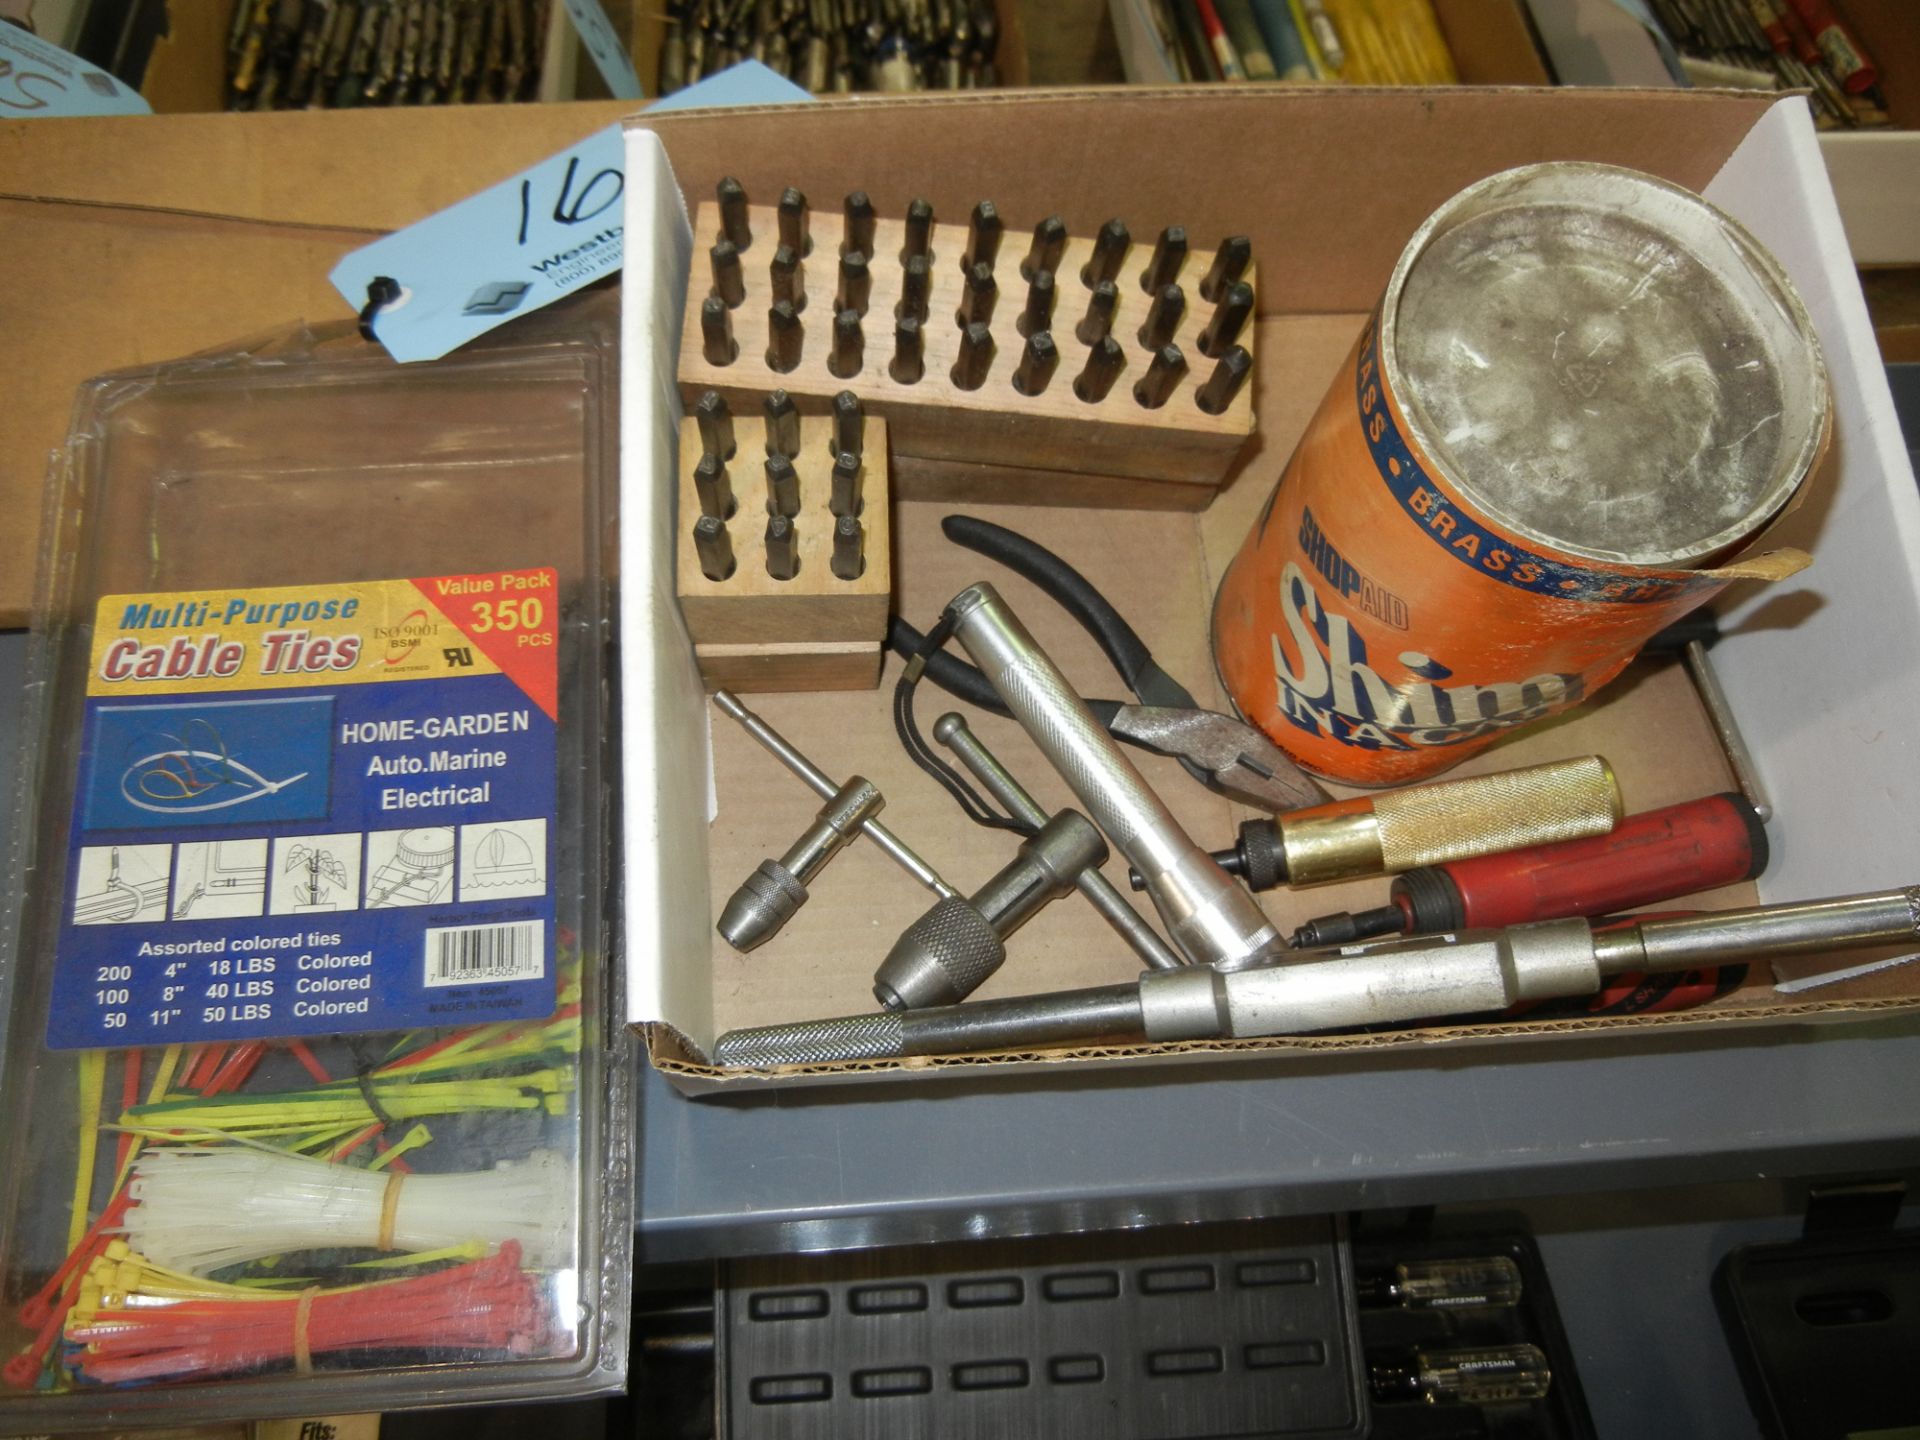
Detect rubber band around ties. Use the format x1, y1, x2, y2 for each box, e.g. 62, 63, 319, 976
358, 276, 401, 342
377, 1171, 406, 1252
293, 1286, 320, 1376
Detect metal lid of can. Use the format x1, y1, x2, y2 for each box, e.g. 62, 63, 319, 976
1383, 163, 1829, 568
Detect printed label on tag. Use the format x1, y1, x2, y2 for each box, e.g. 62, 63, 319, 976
47, 572, 560, 1050
330, 125, 624, 363
0, 25, 153, 116
562, 0, 644, 98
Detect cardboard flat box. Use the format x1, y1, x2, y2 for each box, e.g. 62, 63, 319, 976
0, 100, 639, 629
620, 86, 1920, 1090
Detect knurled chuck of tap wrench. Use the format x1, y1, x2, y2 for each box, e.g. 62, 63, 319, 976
873, 809, 1108, 1011
718, 777, 884, 952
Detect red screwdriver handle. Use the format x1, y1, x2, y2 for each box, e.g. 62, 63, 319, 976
1405, 793, 1767, 931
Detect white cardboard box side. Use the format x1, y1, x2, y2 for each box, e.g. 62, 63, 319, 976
1703, 100, 1920, 904
1817, 133, 1920, 266
618, 130, 714, 1043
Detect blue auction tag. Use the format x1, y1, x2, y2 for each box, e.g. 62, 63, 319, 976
646, 58, 813, 113
0, 25, 152, 117
562, 0, 644, 99
330, 124, 626, 363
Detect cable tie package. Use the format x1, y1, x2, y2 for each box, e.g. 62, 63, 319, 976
0, 291, 630, 1427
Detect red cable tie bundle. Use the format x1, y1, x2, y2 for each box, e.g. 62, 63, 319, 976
64, 1241, 549, 1385
16, 1190, 132, 1331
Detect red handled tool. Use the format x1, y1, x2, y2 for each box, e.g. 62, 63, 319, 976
1290, 793, 1768, 949
1782, 0, 1877, 93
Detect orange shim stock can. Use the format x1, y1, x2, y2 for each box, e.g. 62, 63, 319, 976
1213, 164, 1830, 787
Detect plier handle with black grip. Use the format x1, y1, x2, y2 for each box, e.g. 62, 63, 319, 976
889, 516, 1330, 813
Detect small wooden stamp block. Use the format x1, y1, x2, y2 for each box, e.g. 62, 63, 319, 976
676, 413, 892, 692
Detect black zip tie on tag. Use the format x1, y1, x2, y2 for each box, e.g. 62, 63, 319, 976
354, 1069, 397, 1132
358, 276, 401, 341
348, 1040, 398, 1132
893, 606, 1033, 838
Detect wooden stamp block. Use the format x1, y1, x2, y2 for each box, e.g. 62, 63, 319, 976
676, 413, 891, 691
691, 640, 883, 694
677, 201, 1257, 505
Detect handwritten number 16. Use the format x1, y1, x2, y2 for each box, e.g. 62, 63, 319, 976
517, 156, 624, 246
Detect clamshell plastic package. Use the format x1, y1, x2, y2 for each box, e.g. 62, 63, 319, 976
0, 290, 632, 1429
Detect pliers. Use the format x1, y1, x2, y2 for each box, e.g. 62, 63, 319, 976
889, 515, 1330, 813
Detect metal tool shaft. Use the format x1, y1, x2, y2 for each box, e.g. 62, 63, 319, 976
1203, 886, 1920, 1039
713, 690, 957, 899
712, 885, 1920, 1066
945, 584, 1284, 972
713, 984, 1145, 1066
782, 782, 882, 885
934, 712, 1183, 972
1599, 887, 1920, 974
1683, 638, 1772, 821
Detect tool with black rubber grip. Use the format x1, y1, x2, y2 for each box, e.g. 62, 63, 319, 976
891, 516, 1327, 812
1291, 793, 1767, 948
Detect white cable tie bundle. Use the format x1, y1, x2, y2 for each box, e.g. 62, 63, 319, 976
121, 1146, 572, 1275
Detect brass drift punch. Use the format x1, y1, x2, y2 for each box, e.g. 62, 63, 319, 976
889, 516, 1329, 813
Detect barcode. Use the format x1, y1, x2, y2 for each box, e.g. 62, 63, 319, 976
423, 919, 544, 986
